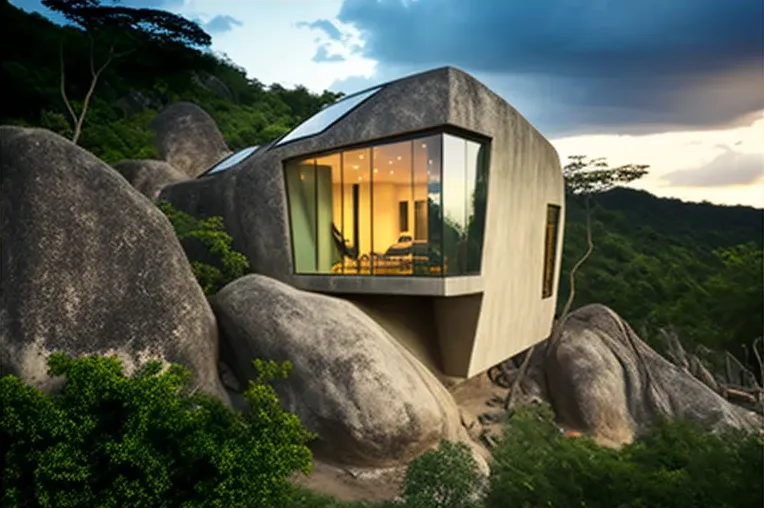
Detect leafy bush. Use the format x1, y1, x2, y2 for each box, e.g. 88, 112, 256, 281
1, 354, 314, 507
158, 201, 249, 294
486, 404, 764, 508
401, 440, 484, 508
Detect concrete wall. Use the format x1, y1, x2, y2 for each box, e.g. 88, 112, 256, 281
442, 70, 566, 377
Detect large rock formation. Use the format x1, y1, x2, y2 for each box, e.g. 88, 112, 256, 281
211, 274, 486, 470
112, 159, 187, 200
150, 102, 231, 177
0, 126, 224, 400
544, 304, 761, 446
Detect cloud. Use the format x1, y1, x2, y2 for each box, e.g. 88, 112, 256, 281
313, 45, 346, 63
203, 14, 242, 34
297, 19, 344, 41
331, 0, 763, 135
663, 149, 764, 187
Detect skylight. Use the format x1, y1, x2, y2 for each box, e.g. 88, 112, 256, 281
201, 145, 260, 177
274, 87, 382, 147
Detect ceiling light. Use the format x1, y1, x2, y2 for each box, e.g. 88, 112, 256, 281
428, 159, 433, 165
359, 154, 364, 159
300, 173, 305, 181
373, 168, 379, 174
389, 170, 394, 175
353, 164, 359, 169
421, 143, 426, 148
397, 156, 402, 160
357, 176, 362, 181
388, 160, 393, 165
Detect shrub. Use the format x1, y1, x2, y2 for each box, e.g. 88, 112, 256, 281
0, 354, 313, 507
485, 403, 764, 508
401, 440, 484, 508
158, 201, 249, 294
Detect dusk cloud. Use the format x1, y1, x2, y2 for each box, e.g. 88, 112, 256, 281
297, 19, 344, 42
332, 0, 763, 136
313, 45, 346, 63
663, 149, 764, 187
203, 14, 242, 34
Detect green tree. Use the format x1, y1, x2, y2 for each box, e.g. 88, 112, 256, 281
158, 201, 249, 295
485, 404, 764, 508
1, 354, 314, 507
42, 0, 211, 143
400, 440, 483, 508
505, 156, 648, 410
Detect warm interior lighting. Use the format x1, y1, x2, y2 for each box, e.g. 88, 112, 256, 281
373, 168, 379, 173
300, 173, 305, 181
353, 164, 359, 169
359, 154, 364, 159
389, 170, 394, 175
397, 156, 402, 160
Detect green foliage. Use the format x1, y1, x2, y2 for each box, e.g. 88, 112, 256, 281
400, 440, 484, 508
486, 404, 764, 508
564, 155, 649, 195
1, 1, 339, 160
42, 0, 212, 47
558, 185, 764, 367
158, 201, 249, 295
0, 354, 313, 507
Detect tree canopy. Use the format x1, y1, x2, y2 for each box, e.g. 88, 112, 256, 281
42, 0, 211, 47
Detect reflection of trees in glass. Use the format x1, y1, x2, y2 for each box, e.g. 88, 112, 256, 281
466, 145, 489, 274
431, 143, 488, 275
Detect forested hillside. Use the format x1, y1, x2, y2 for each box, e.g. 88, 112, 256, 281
3, 0, 762, 368
1, 0, 341, 162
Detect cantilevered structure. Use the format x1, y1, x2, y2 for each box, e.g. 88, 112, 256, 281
160, 67, 565, 380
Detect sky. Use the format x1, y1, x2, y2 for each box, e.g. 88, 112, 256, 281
12, 0, 764, 208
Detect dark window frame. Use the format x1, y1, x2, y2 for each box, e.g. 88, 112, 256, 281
542, 204, 562, 298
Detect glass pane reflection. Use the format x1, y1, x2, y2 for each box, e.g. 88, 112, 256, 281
276, 87, 382, 146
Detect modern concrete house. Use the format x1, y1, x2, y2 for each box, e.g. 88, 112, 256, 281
162, 67, 565, 380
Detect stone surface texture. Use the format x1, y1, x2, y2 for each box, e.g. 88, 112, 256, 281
112, 158, 187, 200
545, 304, 761, 446
211, 274, 488, 470
0, 126, 225, 401
150, 101, 231, 177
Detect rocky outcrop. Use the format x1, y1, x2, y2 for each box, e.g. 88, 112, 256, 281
113, 90, 163, 117
112, 159, 187, 200
150, 102, 231, 177
544, 304, 761, 446
211, 274, 486, 470
0, 126, 225, 401
191, 72, 234, 101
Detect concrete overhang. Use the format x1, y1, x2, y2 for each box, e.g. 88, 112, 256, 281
292, 274, 483, 297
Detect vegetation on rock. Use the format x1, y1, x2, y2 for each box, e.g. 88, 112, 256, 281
0, 354, 313, 507
158, 201, 249, 295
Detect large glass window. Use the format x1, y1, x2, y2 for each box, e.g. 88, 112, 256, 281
284, 132, 489, 277
275, 87, 382, 146
542, 204, 561, 298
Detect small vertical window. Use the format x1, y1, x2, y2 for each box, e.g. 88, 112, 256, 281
542, 204, 561, 298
